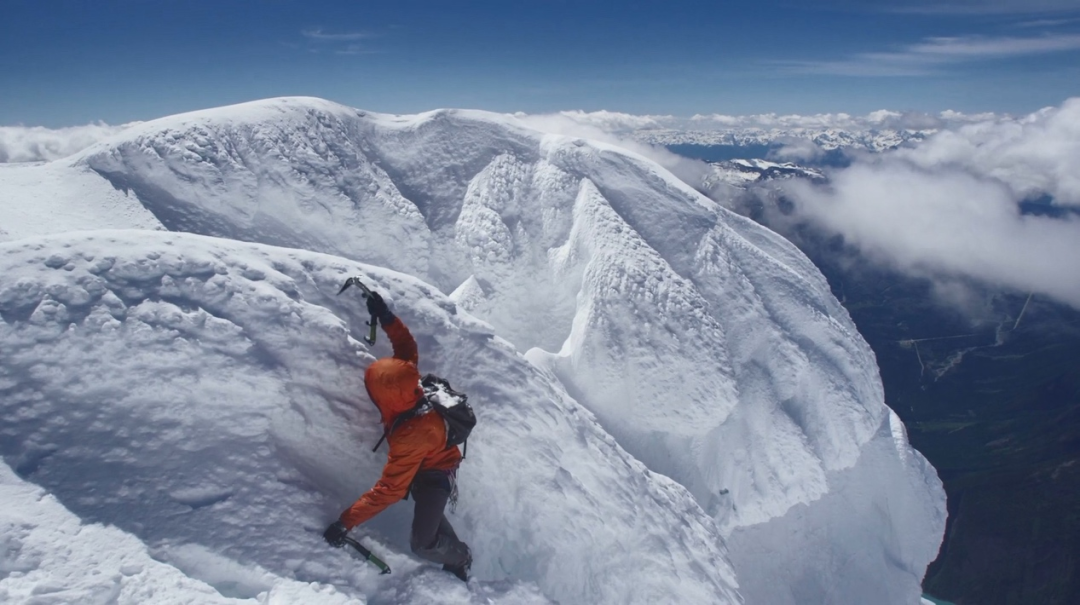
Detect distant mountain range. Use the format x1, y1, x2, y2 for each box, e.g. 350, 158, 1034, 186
635, 127, 933, 152
513, 108, 1005, 159
703, 158, 826, 187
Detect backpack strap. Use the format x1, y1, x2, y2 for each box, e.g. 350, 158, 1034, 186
371, 429, 390, 453
371, 402, 424, 452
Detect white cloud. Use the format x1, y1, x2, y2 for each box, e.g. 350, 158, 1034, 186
786, 33, 1080, 77
889, 0, 1080, 15
782, 97, 1080, 309
895, 98, 1080, 205
769, 137, 826, 162
300, 28, 375, 55
938, 109, 999, 122
690, 113, 742, 126
301, 28, 369, 41
1016, 18, 1080, 27
0, 122, 137, 163
910, 33, 1080, 57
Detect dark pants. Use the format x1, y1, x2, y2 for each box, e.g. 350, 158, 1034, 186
409, 470, 470, 567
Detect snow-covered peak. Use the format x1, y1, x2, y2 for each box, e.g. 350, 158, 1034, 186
1, 96, 945, 604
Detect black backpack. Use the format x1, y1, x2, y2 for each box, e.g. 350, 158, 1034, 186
372, 373, 476, 458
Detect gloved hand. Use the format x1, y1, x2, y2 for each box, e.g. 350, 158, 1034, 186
323, 521, 349, 548
365, 291, 395, 325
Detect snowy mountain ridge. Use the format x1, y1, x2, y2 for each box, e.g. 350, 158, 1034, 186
0, 97, 945, 604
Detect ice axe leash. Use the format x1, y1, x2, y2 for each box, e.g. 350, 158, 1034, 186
337, 276, 378, 345
344, 537, 392, 574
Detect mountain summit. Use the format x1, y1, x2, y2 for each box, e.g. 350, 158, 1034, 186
0, 97, 945, 604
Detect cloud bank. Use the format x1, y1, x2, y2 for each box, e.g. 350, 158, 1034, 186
889, 99, 1080, 206
0, 122, 137, 163
783, 97, 1080, 309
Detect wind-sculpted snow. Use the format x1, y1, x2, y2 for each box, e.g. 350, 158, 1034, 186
0, 231, 738, 605
14, 96, 946, 603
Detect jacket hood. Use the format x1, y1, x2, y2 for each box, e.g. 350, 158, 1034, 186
365, 358, 423, 425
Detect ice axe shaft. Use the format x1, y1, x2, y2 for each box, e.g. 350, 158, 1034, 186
337, 277, 378, 345
344, 537, 391, 574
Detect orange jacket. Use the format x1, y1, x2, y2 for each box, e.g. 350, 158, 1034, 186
340, 317, 462, 529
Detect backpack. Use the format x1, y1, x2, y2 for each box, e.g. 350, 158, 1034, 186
420, 374, 476, 454
372, 373, 476, 458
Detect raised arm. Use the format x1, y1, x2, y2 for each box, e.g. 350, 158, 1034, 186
367, 291, 418, 364
383, 317, 418, 364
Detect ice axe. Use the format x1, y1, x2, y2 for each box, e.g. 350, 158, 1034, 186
337, 276, 378, 345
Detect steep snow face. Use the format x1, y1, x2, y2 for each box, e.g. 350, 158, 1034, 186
50, 97, 945, 603
725, 410, 946, 604
0, 231, 738, 605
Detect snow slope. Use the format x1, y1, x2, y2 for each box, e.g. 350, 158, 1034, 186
0, 97, 945, 604
0, 161, 162, 242
0, 231, 736, 604
0, 463, 361, 605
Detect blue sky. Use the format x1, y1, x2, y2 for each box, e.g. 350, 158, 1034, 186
3, 0, 1080, 126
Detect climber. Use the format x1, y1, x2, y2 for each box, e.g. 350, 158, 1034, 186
323, 289, 472, 582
